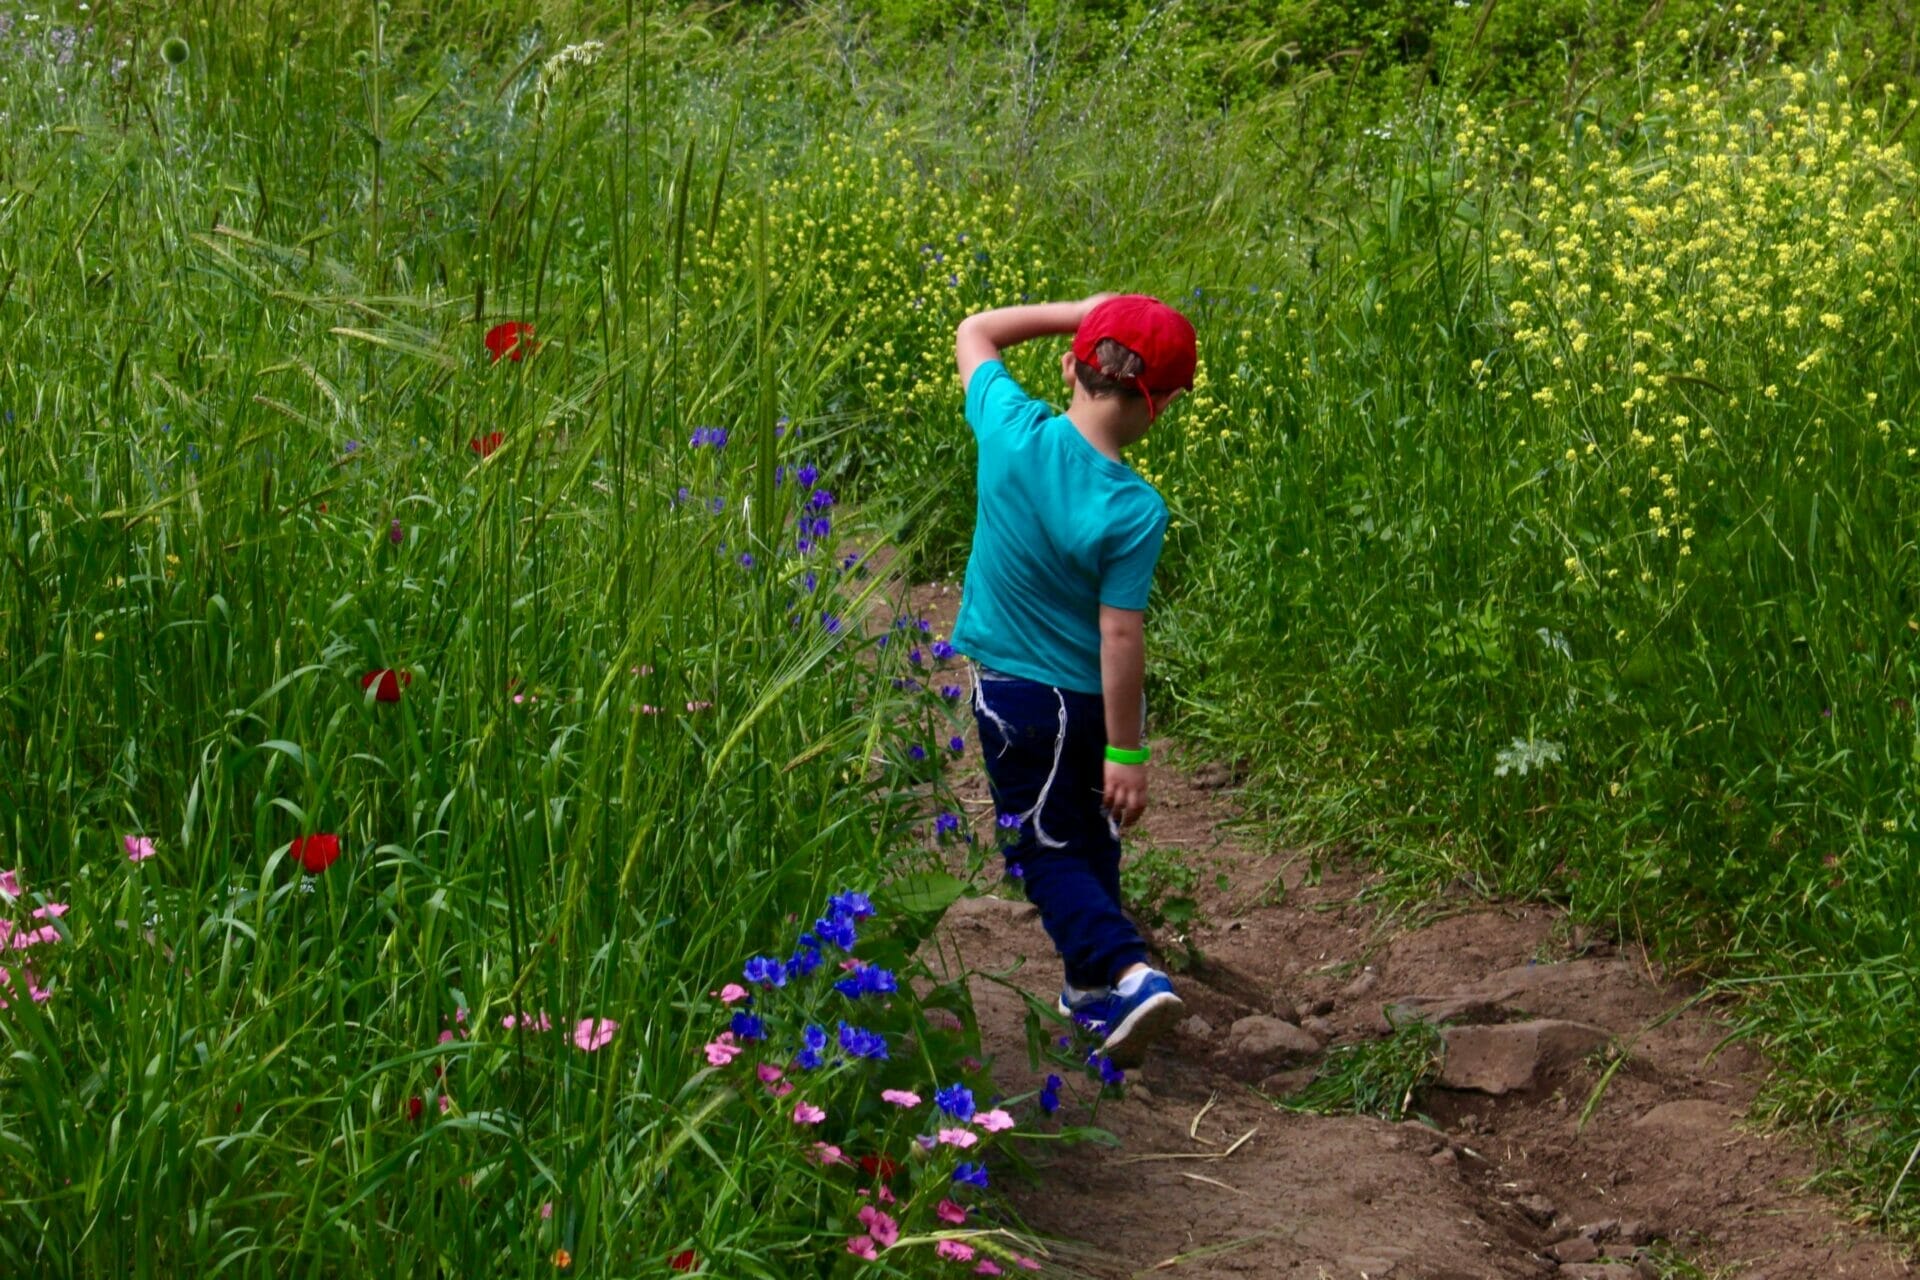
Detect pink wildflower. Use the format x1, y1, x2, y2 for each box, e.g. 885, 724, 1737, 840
124, 835, 156, 863
703, 1032, 741, 1067
880, 1089, 921, 1107
438, 1029, 457, 1045
856, 1205, 900, 1249
845, 1237, 878, 1262
1014, 1257, 1042, 1271
30, 902, 66, 919
936, 1241, 976, 1263
573, 1018, 618, 1052
876, 1185, 895, 1205
717, 983, 749, 1005
975, 1262, 1002, 1277
974, 1108, 1015, 1133
813, 1142, 849, 1166
793, 1101, 826, 1125
936, 1199, 968, 1226
540, 1201, 553, 1221
756, 1062, 785, 1087
937, 1128, 978, 1149
0, 869, 18, 899
502, 1011, 553, 1032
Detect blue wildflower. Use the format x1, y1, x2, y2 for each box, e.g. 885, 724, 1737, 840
834, 965, 897, 999
1006, 863, 1025, 881
1093, 1054, 1126, 1087
739, 553, 755, 568
876, 634, 889, 649
836, 1021, 889, 1060
1039, 1073, 1064, 1115
934, 1083, 976, 1122
842, 552, 860, 570
707, 496, 724, 514
814, 913, 858, 951
743, 955, 788, 988
730, 1012, 766, 1041
809, 515, 831, 538
907, 744, 927, 762
948, 736, 965, 753
940, 684, 963, 699
676, 486, 691, 505
951, 1162, 989, 1189
785, 946, 823, 980
827, 891, 875, 921
822, 613, 842, 634
931, 640, 955, 660
997, 813, 1024, 831
916, 619, 932, 634
934, 812, 961, 836
796, 463, 819, 488
908, 647, 925, 666
804, 571, 818, 593
808, 489, 835, 511
775, 465, 786, 486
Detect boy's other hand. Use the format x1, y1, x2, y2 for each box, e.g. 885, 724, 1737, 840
1104, 760, 1148, 828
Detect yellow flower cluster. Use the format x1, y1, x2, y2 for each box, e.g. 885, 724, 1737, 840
683, 129, 1041, 432
1461, 59, 1914, 590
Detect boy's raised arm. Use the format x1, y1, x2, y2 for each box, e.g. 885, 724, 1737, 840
954, 294, 1117, 390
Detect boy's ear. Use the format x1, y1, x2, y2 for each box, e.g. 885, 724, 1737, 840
1060, 349, 1077, 386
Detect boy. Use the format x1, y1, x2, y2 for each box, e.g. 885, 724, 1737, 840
950, 292, 1196, 1069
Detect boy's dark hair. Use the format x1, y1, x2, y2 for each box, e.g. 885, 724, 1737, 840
1074, 339, 1146, 399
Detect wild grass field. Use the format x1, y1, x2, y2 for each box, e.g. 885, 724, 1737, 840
0, 0, 1916, 1272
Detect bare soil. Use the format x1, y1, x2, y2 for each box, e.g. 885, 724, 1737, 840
908, 580, 1915, 1280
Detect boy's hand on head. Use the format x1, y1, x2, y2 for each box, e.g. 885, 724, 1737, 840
1104, 760, 1148, 829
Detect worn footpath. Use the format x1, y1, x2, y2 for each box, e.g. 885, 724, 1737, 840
910, 581, 1913, 1280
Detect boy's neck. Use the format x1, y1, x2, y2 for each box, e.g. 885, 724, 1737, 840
1065, 394, 1144, 462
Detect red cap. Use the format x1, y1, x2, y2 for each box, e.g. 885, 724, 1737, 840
1071, 295, 1198, 402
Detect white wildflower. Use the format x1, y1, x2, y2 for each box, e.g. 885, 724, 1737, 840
1494, 737, 1564, 778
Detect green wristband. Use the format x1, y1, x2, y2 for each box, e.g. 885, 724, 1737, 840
1105, 743, 1151, 766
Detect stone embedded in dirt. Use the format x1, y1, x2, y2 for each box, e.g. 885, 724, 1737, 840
1428, 1148, 1457, 1168
1395, 1119, 1447, 1155
945, 895, 1038, 926
1302, 1014, 1335, 1040
1616, 1220, 1659, 1245
1556, 1266, 1651, 1280
1176, 1015, 1214, 1041
1436, 1019, 1612, 1095
1578, 1219, 1621, 1243
1341, 968, 1380, 1000
1258, 1067, 1317, 1098
1513, 1192, 1556, 1224
1386, 993, 1512, 1028
1550, 1236, 1602, 1263
1225, 1014, 1322, 1065
1190, 760, 1239, 790
1295, 995, 1335, 1021
1630, 1098, 1734, 1133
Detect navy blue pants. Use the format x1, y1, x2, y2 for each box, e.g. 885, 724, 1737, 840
971, 669, 1148, 989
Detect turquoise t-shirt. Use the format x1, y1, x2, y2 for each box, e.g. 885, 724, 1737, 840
950, 360, 1169, 696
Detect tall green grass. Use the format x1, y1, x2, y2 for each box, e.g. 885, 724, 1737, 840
2, 0, 1917, 1266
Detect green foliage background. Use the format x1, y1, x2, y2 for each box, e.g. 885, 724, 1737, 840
0, 0, 1917, 1271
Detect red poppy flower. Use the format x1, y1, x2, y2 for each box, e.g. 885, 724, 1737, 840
858, 1155, 900, 1181
360, 669, 411, 702
485, 321, 535, 363
469, 432, 504, 458
667, 1251, 698, 1273
291, 833, 341, 874
407, 1095, 424, 1123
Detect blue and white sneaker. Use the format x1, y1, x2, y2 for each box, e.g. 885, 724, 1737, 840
1056, 982, 1114, 1020
1098, 969, 1185, 1069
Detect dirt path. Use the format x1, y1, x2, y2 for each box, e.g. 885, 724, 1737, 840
908, 582, 1913, 1280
